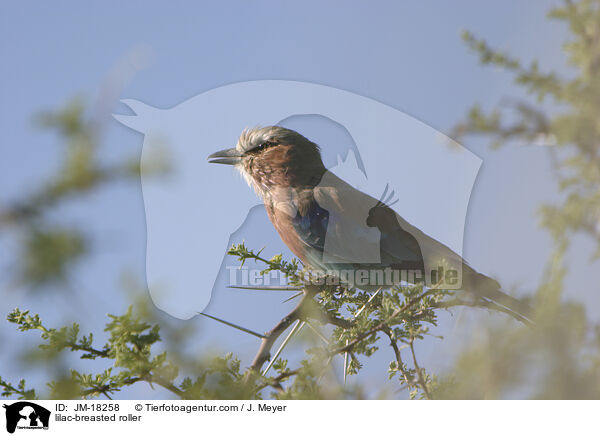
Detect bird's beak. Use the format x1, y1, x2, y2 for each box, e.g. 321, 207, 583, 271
207, 147, 242, 165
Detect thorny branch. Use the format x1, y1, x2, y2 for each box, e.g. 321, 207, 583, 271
241, 260, 531, 399
248, 289, 316, 373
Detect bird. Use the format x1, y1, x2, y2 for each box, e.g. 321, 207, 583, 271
208, 126, 531, 321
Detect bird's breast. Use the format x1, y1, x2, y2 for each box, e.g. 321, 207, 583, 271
264, 196, 329, 267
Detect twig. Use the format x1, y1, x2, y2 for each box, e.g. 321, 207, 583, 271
254, 368, 301, 393
141, 374, 186, 398
383, 328, 415, 391
228, 285, 300, 291
343, 340, 349, 384
331, 288, 438, 356
409, 339, 431, 399
320, 311, 354, 329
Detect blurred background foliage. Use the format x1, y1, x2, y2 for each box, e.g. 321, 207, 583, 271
1, 0, 599, 399
442, 0, 600, 399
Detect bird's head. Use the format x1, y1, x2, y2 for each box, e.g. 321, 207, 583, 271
208, 126, 326, 197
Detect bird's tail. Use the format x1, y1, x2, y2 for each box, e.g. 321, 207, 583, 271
461, 265, 533, 325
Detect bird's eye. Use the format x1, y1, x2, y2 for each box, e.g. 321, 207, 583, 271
255, 141, 275, 152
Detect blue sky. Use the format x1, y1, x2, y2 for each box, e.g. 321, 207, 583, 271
1, 1, 596, 399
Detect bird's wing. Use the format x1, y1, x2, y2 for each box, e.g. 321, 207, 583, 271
311, 171, 384, 267
313, 171, 465, 272
311, 171, 532, 319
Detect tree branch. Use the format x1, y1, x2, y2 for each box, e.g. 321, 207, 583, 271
248, 290, 316, 374
409, 339, 431, 399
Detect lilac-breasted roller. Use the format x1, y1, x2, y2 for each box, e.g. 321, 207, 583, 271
208, 126, 531, 321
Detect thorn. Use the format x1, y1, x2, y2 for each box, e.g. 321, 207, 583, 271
227, 285, 301, 291
354, 287, 383, 318
282, 291, 304, 303
198, 312, 266, 339
304, 320, 329, 344
256, 245, 267, 258
262, 320, 305, 377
